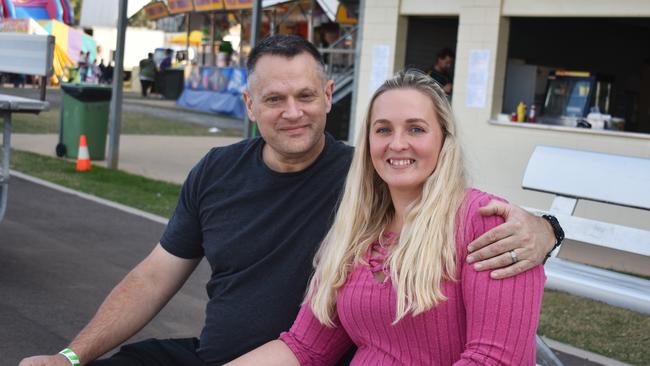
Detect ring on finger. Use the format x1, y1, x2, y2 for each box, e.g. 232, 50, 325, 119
509, 250, 518, 264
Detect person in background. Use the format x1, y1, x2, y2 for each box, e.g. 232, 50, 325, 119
12, 73, 26, 88
104, 61, 114, 85
98, 59, 107, 84
227, 69, 545, 366
86, 58, 100, 84
78, 51, 90, 83
138, 53, 156, 97
429, 47, 455, 96
159, 48, 173, 71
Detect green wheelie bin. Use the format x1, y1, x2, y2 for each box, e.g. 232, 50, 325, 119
58, 83, 112, 160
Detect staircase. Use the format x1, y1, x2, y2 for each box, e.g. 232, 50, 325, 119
320, 25, 358, 140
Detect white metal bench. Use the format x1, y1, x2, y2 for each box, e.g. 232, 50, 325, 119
523, 145, 650, 315
0, 33, 52, 223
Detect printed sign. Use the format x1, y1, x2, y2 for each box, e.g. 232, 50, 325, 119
168, 0, 194, 14
0, 19, 31, 33
369, 44, 390, 94
185, 66, 247, 94
223, 0, 252, 10
143, 2, 169, 21
193, 0, 225, 12
465, 49, 490, 108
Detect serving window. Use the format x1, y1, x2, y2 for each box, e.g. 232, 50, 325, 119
501, 17, 650, 134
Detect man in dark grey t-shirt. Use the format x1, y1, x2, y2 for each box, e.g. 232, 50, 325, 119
429, 47, 455, 96
20, 35, 558, 366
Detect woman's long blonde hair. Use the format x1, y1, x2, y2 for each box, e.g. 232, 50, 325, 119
308, 69, 468, 325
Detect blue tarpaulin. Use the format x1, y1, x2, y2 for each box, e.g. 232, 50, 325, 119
177, 89, 246, 119
176, 66, 246, 119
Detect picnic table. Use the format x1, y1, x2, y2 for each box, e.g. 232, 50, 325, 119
0, 93, 49, 222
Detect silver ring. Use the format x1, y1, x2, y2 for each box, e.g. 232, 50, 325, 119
509, 250, 518, 264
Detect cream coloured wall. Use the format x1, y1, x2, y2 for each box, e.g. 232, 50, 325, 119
351, 0, 408, 142
400, 0, 459, 16
354, 0, 650, 232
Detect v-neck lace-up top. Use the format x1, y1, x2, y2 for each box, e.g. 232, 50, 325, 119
279, 189, 545, 365
367, 231, 398, 284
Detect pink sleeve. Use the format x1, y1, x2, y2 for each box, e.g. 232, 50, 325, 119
279, 303, 353, 366
454, 191, 545, 365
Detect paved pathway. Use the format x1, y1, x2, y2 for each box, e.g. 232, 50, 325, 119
11, 134, 241, 184
1, 175, 210, 365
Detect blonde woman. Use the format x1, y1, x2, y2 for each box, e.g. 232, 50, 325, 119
227, 70, 545, 365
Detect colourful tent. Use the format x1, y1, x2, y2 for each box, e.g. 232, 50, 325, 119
40, 19, 96, 63
38, 20, 96, 84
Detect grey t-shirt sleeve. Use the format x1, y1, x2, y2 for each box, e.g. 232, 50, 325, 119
160, 153, 209, 259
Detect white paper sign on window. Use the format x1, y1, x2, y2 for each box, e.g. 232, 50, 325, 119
370, 45, 391, 94
465, 49, 491, 108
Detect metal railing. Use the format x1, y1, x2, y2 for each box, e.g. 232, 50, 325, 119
319, 25, 358, 100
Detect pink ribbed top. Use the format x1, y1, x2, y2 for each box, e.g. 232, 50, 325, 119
279, 189, 545, 365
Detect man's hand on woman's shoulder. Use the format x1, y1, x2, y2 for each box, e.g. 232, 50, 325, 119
466, 200, 555, 279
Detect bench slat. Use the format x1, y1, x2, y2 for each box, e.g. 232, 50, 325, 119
526, 208, 650, 256
545, 258, 650, 315
557, 214, 650, 256
522, 146, 650, 210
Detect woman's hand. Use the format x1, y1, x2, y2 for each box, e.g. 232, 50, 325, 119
466, 200, 556, 279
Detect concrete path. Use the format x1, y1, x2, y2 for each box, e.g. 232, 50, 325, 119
0, 175, 211, 365
11, 134, 241, 184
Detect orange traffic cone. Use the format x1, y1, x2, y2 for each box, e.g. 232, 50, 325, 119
76, 134, 91, 172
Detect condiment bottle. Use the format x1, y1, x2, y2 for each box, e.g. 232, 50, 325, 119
528, 105, 537, 123
517, 101, 526, 122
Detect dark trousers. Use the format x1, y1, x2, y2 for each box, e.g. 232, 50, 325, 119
88, 337, 355, 366
140, 79, 154, 97
88, 338, 206, 366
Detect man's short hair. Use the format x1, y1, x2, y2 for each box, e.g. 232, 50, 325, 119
247, 35, 325, 77
436, 47, 455, 61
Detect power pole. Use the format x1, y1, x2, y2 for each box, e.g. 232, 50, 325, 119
107, 0, 128, 169
243, 0, 262, 138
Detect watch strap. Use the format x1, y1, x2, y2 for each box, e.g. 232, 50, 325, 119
542, 214, 564, 263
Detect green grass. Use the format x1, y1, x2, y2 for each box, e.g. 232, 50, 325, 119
8, 109, 61, 134
9, 107, 242, 137
539, 289, 650, 365
9, 149, 181, 217
7, 149, 650, 364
